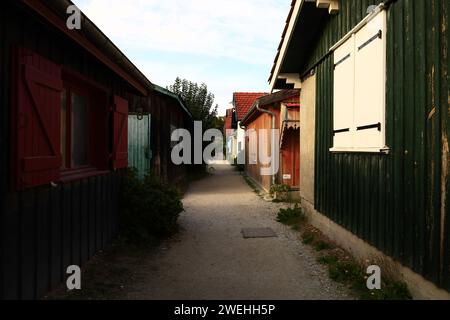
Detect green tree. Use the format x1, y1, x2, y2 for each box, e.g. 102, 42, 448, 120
168, 77, 221, 130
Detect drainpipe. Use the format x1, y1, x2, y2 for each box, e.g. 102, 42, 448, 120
255, 103, 277, 187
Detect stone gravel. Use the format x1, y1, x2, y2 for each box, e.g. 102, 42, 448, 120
125, 165, 353, 300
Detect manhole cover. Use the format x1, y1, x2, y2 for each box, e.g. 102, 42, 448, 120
241, 228, 277, 238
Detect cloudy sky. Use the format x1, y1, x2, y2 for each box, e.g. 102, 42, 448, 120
73, 0, 290, 115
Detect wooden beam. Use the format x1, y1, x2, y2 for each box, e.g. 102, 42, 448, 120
316, 0, 339, 14
278, 73, 302, 89
328, 1, 340, 14
269, 0, 303, 92
22, 0, 149, 96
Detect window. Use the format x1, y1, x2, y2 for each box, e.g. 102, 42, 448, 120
59, 74, 123, 176
60, 86, 90, 170
12, 47, 127, 190
331, 9, 387, 153
71, 92, 88, 166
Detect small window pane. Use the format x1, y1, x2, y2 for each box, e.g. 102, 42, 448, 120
60, 90, 67, 168
71, 92, 88, 167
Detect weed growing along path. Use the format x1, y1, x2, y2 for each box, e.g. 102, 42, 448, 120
124, 165, 352, 299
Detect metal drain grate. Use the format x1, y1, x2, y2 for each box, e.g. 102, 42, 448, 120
241, 227, 277, 239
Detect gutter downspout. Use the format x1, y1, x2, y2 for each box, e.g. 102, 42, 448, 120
255, 103, 277, 187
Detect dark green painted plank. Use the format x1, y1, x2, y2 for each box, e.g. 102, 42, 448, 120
309, 0, 449, 290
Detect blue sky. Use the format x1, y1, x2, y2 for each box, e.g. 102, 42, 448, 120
74, 0, 290, 115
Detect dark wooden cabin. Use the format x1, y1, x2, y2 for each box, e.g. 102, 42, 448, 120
269, 0, 449, 297
0, 0, 192, 299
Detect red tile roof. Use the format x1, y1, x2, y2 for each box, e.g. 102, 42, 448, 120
224, 108, 233, 131
233, 92, 268, 120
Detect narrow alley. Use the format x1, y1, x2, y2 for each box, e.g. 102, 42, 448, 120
124, 166, 352, 300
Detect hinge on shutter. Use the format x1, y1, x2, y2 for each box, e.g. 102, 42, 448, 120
356, 122, 381, 131
333, 128, 350, 136
358, 30, 382, 51
333, 54, 351, 69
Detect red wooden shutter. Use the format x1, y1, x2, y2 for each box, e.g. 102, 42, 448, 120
112, 95, 128, 169
12, 47, 63, 190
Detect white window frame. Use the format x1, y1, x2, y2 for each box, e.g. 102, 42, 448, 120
329, 7, 389, 154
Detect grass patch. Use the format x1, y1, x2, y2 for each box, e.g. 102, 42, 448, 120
318, 255, 339, 265
276, 204, 305, 226
314, 240, 334, 251
301, 232, 315, 245
274, 205, 412, 300
317, 252, 412, 300
242, 174, 259, 194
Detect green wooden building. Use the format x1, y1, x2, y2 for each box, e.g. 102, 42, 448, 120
269, 0, 449, 298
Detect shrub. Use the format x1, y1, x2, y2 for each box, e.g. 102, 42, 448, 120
121, 168, 184, 243
276, 204, 304, 225
270, 184, 291, 201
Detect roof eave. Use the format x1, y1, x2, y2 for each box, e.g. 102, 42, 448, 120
153, 85, 193, 119
269, 0, 340, 92
269, 0, 304, 92
22, 0, 153, 96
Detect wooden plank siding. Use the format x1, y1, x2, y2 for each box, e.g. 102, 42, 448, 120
1, 172, 123, 299
1, 1, 193, 299
126, 92, 192, 186
244, 111, 277, 192
300, 0, 449, 290
0, 2, 129, 299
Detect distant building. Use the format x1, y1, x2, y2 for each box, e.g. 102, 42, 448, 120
231, 92, 267, 163
240, 90, 300, 192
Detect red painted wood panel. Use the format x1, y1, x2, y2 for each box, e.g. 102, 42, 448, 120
281, 129, 300, 188
12, 47, 63, 190
112, 95, 128, 169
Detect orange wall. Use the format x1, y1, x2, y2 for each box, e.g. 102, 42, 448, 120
280, 128, 300, 188
244, 104, 300, 192
244, 107, 278, 192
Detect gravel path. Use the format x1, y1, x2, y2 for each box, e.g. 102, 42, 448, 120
125, 165, 352, 300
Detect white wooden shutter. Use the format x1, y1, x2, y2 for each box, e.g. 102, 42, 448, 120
332, 35, 355, 149
353, 10, 386, 149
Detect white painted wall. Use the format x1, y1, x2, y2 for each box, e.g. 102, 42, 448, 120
236, 122, 246, 163
300, 74, 316, 204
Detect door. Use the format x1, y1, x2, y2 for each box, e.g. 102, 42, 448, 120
128, 114, 151, 179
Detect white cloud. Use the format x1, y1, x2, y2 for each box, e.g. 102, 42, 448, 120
76, 0, 288, 65
74, 0, 290, 114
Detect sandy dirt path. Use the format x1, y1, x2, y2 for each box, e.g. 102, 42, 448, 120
125, 165, 352, 300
